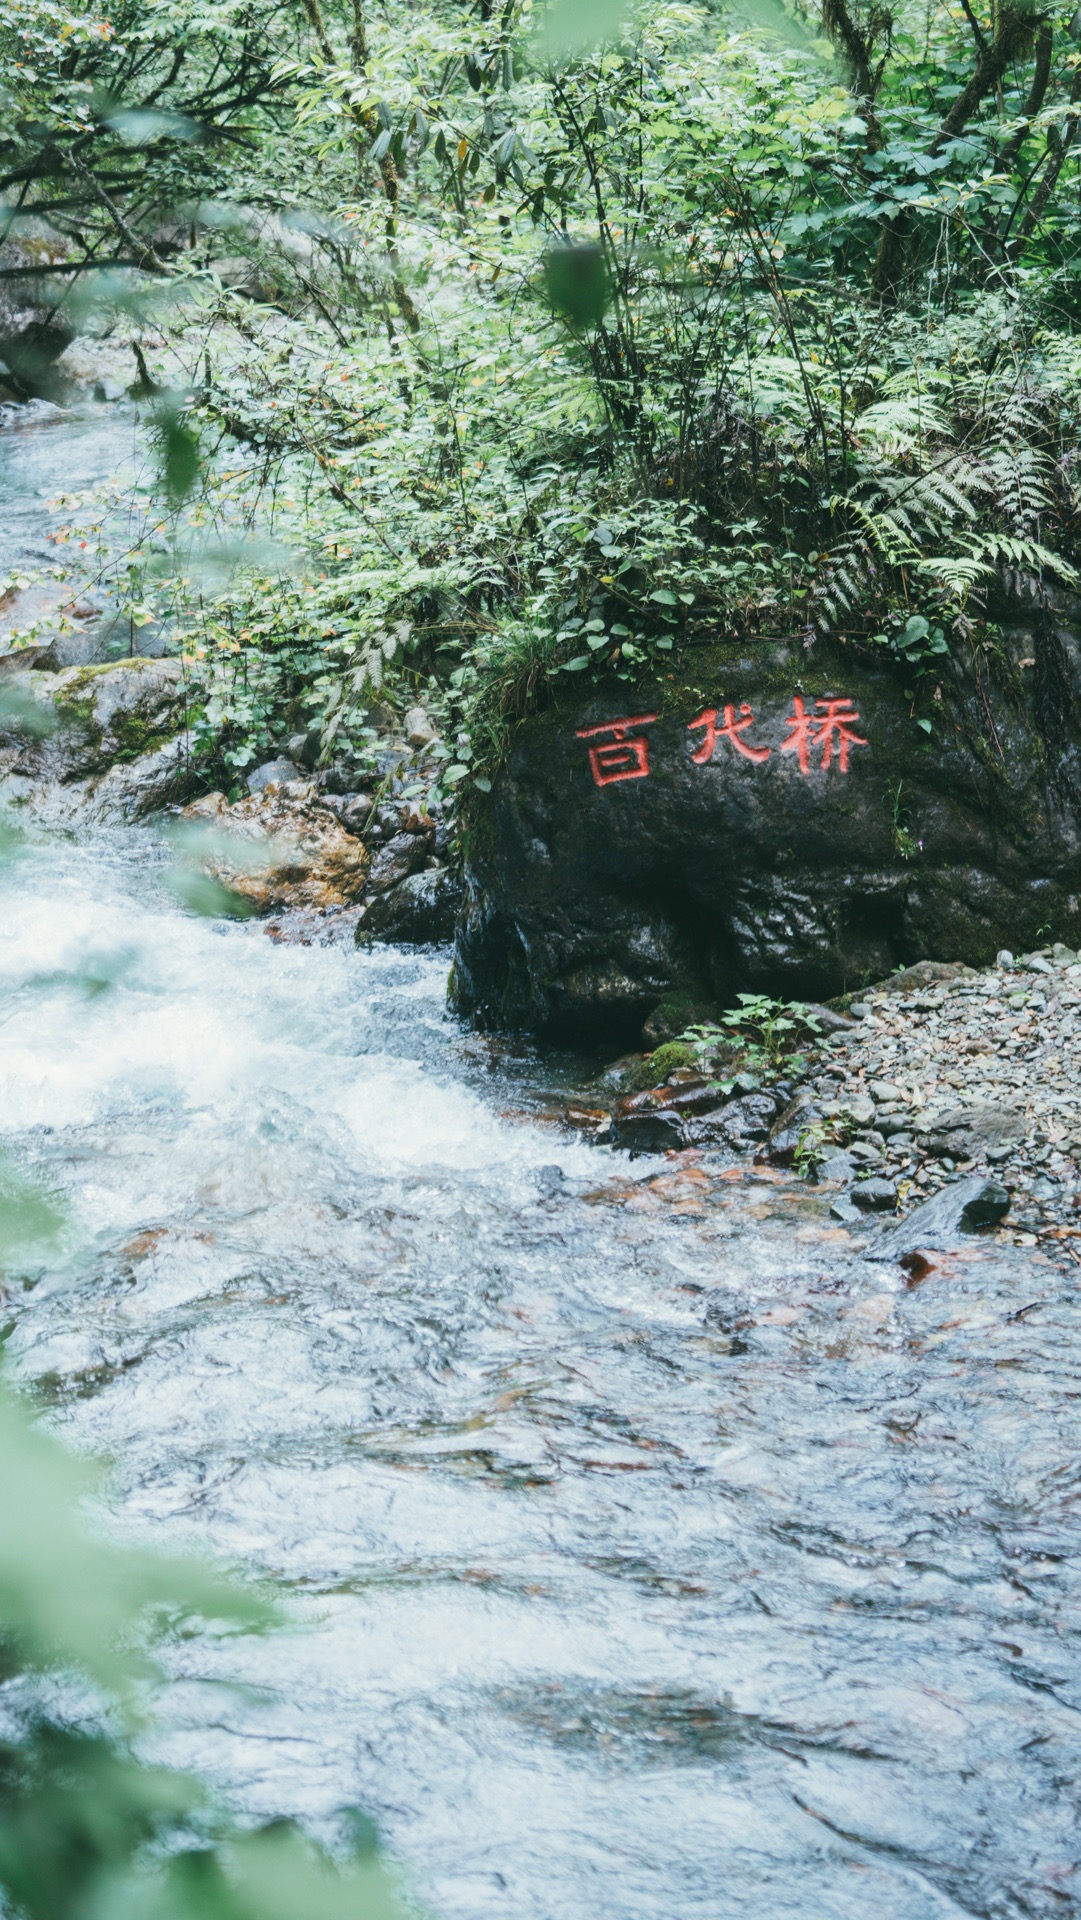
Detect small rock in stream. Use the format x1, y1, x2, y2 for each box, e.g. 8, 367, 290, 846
850, 1176, 899, 1212
829, 1197, 863, 1225
534, 1164, 566, 1197
610, 1109, 688, 1156
872, 1173, 1011, 1259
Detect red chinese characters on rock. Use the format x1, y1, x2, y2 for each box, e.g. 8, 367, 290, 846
780, 695, 868, 775
688, 703, 770, 765
575, 712, 659, 787
576, 695, 868, 785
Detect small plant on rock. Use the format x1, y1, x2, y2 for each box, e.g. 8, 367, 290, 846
721, 993, 821, 1068
680, 995, 822, 1094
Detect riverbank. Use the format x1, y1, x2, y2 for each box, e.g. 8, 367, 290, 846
3, 559, 1077, 1276
790, 952, 1081, 1255
585, 950, 1081, 1270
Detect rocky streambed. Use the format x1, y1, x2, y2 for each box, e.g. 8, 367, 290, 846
581, 954, 1081, 1269
0, 650, 462, 942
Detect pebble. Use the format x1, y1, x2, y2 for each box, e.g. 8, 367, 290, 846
850, 1177, 898, 1212
802, 953, 1081, 1262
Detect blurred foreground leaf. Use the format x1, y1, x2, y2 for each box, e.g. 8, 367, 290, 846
534, 0, 631, 54
166, 867, 256, 919
542, 244, 612, 326
152, 395, 202, 508
0, 1376, 409, 1920
103, 108, 205, 146
0, 682, 57, 741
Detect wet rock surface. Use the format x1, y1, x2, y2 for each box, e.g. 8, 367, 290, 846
180, 784, 372, 914
874, 1173, 1011, 1256
454, 628, 1081, 1035
178, 775, 462, 942
577, 946, 1081, 1268
0, 656, 200, 819
355, 865, 463, 946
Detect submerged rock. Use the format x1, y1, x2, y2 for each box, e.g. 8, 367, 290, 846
453, 624, 1081, 1036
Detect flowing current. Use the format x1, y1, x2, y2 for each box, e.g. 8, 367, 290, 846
2, 409, 1081, 1920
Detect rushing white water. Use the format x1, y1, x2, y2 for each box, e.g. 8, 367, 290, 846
3, 412, 1080, 1920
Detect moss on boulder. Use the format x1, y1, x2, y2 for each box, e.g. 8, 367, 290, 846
0, 655, 200, 820
621, 1040, 699, 1092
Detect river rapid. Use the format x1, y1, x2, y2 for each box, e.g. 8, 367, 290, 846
2, 406, 1080, 1920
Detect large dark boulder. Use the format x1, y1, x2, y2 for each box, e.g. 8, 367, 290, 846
452, 619, 1081, 1037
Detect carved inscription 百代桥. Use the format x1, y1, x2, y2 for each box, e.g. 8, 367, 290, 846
576, 696, 867, 788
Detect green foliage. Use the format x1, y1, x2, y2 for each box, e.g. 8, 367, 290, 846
719, 991, 822, 1062
5, 0, 1081, 802
680, 993, 822, 1091
0, 1154, 66, 1276
153, 397, 203, 509
792, 1117, 831, 1175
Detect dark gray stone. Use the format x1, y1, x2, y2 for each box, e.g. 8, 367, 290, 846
914, 1102, 1023, 1158
356, 866, 463, 947
765, 1093, 822, 1165
829, 1197, 863, 1224
850, 1177, 899, 1212
816, 1150, 857, 1183
873, 1173, 1011, 1258
453, 628, 1081, 1036
286, 729, 321, 770
248, 759, 303, 793
323, 791, 374, 836
702, 1091, 780, 1147
610, 1108, 688, 1155
368, 831, 429, 894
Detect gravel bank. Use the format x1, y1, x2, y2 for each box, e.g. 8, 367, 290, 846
802, 949, 1081, 1259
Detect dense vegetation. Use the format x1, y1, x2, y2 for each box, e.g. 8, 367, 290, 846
3, 0, 1081, 795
